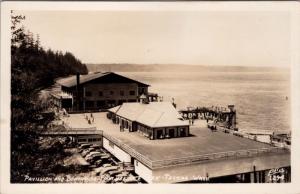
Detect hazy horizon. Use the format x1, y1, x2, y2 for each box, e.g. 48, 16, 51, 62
87, 63, 290, 68
17, 10, 291, 68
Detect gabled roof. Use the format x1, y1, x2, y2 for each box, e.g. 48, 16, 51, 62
56, 72, 149, 88
109, 105, 122, 114
109, 102, 189, 128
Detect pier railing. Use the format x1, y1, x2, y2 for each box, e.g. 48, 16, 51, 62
41, 128, 101, 136
103, 133, 153, 168
103, 131, 288, 170
63, 123, 97, 131
151, 147, 288, 169
41, 130, 102, 136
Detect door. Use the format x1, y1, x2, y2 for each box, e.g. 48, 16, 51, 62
169, 129, 175, 138
156, 130, 163, 139
180, 128, 186, 137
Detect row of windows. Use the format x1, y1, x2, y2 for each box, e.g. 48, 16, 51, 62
85, 90, 136, 97
85, 99, 137, 108
88, 138, 101, 142
77, 138, 101, 143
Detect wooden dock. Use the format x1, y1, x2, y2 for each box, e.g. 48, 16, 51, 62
179, 105, 237, 129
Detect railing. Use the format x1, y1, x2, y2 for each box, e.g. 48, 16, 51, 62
70, 127, 97, 131
67, 109, 107, 114
63, 123, 97, 131
151, 147, 288, 169
103, 132, 289, 170
41, 128, 102, 136
103, 132, 153, 168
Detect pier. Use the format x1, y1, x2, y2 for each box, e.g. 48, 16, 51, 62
179, 105, 237, 129
60, 112, 290, 183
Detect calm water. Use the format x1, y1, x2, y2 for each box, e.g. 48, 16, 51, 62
120, 71, 291, 132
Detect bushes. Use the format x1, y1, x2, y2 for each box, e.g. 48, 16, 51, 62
11, 136, 69, 183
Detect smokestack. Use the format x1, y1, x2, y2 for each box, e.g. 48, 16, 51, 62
76, 72, 80, 87
76, 72, 80, 110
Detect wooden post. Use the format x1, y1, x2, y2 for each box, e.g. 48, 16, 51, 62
256, 171, 260, 183
261, 171, 265, 183
241, 173, 245, 182
250, 172, 255, 183
253, 165, 257, 183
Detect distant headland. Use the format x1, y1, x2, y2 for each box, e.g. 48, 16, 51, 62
86, 63, 289, 73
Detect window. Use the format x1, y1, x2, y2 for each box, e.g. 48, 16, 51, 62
88, 138, 100, 142
86, 91, 92, 97
99, 91, 103, 96
120, 91, 124, 96
129, 90, 135, 96
86, 101, 94, 107
97, 100, 105, 107
139, 88, 145, 95
78, 138, 87, 142
108, 100, 116, 105
110, 91, 114, 95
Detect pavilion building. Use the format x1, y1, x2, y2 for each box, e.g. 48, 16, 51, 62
107, 98, 190, 140
51, 72, 158, 111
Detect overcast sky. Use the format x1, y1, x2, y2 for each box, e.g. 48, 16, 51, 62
17, 11, 290, 67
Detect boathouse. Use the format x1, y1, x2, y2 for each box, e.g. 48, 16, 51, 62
53, 72, 158, 111
107, 99, 190, 140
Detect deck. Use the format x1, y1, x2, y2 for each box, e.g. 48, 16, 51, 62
62, 113, 287, 162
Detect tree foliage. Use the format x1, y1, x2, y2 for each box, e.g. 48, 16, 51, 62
10, 12, 88, 182
11, 12, 88, 130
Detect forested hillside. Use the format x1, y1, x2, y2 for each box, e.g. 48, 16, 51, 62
11, 13, 88, 130
10, 12, 88, 182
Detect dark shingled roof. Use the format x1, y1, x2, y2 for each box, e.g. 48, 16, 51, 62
56, 72, 150, 87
